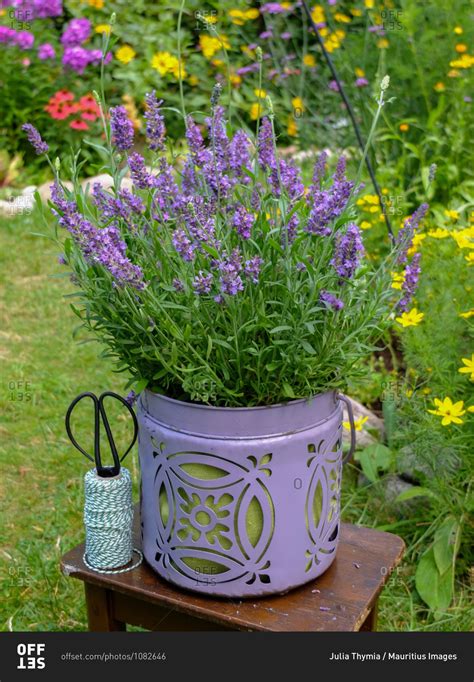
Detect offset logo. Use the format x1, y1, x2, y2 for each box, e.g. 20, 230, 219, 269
17, 643, 46, 670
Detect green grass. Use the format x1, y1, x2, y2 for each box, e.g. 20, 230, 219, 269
0, 209, 471, 631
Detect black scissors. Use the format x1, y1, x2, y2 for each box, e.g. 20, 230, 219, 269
65, 391, 138, 477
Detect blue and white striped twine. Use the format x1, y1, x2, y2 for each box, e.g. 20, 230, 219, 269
83, 467, 142, 574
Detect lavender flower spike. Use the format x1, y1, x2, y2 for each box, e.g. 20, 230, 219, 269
22, 124, 49, 154
396, 203, 429, 264
319, 290, 344, 310
331, 223, 364, 281
110, 105, 134, 151
144, 90, 166, 151
398, 252, 421, 311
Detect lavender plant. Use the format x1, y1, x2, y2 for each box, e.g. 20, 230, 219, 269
26, 82, 422, 407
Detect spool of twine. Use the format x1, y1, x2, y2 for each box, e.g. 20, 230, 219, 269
83, 467, 142, 574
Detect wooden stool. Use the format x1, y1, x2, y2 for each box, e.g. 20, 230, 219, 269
61, 512, 404, 632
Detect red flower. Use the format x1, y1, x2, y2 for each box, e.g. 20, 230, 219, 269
70, 119, 89, 130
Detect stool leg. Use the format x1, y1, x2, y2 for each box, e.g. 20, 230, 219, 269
360, 600, 378, 632
84, 583, 126, 631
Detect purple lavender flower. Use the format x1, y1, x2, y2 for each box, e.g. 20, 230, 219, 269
152, 159, 179, 219
172, 227, 195, 261
319, 289, 344, 310
236, 63, 260, 76
312, 151, 328, 188
128, 153, 156, 190
144, 90, 166, 151
355, 77, 369, 88
398, 252, 421, 311
38, 42, 55, 59
22, 123, 48, 154
281, 31, 292, 40
306, 156, 353, 235
244, 256, 263, 283
50, 182, 144, 289
229, 129, 251, 181
92, 183, 145, 226
61, 18, 91, 47
233, 205, 254, 239
125, 390, 137, 406
285, 213, 299, 243
110, 105, 134, 151
206, 105, 229, 170
186, 115, 211, 167
396, 203, 429, 263
57, 254, 66, 265
260, 30, 273, 40
257, 117, 276, 170
279, 159, 304, 199
15, 31, 34, 49
13, 0, 62, 19
193, 271, 213, 295
219, 249, 243, 295
328, 80, 340, 92
331, 223, 364, 280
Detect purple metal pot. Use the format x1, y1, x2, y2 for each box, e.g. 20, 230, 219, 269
137, 390, 355, 597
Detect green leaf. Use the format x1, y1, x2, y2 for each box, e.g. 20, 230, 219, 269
415, 546, 453, 613
269, 325, 292, 334
301, 340, 316, 355
356, 444, 392, 483
433, 517, 459, 575
133, 378, 148, 393
395, 486, 439, 502
282, 382, 295, 399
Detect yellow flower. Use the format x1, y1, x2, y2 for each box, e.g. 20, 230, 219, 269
311, 5, 325, 24
444, 209, 459, 220
434, 82, 445, 92
199, 34, 230, 59
450, 55, 474, 69
343, 416, 368, 431
291, 96, 304, 112
448, 69, 460, 78
460, 309, 474, 319
454, 26, 463, 35
452, 231, 474, 249
360, 220, 372, 230
455, 43, 467, 53
422, 387, 431, 395
122, 94, 141, 131
245, 8, 260, 19
428, 397, 466, 426
396, 308, 424, 327
391, 271, 405, 290
364, 0, 374, 7
303, 54, 316, 67
355, 67, 365, 78
468, 406, 474, 413
465, 252, 474, 265
351, 8, 363, 17
377, 38, 389, 49
405, 389, 413, 398
287, 116, 297, 137
250, 102, 263, 120
151, 52, 185, 79
254, 88, 267, 99
399, 123, 409, 132
87, 0, 103, 7
407, 233, 426, 257
334, 12, 351, 23
458, 354, 474, 381
229, 9, 246, 25
229, 73, 241, 86
188, 74, 199, 86
95, 23, 111, 34
116, 45, 136, 64
428, 227, 450, 239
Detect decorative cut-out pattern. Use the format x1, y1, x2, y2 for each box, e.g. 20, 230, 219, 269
152, 449, 275, 587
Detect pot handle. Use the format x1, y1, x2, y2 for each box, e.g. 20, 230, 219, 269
337, 393, 356, 465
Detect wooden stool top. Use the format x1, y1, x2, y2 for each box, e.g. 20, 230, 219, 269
61, 513, 404, 632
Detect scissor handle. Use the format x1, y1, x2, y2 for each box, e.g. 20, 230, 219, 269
65, 391, 138, 477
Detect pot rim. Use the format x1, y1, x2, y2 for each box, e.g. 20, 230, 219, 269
138, 389, 342, 439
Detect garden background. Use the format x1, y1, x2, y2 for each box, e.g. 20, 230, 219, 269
0, 0, 473, 631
